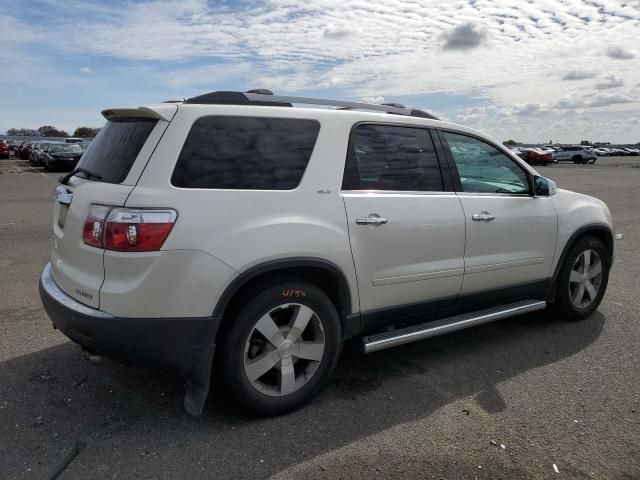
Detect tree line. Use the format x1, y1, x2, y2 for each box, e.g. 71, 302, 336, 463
5, 126, 100, 138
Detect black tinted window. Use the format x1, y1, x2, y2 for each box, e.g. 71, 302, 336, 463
172, 116, 320, 190
342, 124, 443, 191
76, 118, 157, 184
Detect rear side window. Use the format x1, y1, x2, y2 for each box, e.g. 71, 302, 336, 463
76, 118, 157, 184
171, 116, 320, 190
342, 124, 443, 191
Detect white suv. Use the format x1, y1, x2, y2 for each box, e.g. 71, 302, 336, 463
40, 90, 615, 416
554, 146, 597, 164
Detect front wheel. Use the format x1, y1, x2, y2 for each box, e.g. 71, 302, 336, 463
220, 280, 342, 415
554, 236, 610, 320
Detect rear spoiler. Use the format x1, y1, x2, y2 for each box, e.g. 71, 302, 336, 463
101, 104, 178, 122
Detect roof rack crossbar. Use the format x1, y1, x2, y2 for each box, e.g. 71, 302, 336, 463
183, 91, 438, 120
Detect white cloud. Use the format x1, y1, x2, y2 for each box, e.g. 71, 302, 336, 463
605, 46, 635, 60
595, 75, 624, 90
359, 96, 385, 104
2, 0, 640, 142
555, 92, 637, 109
80, 66, 94, 74
442, 23, 487, 50
563, 70, 596, 81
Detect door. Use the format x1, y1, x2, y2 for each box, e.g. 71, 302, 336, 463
341, 123, 466, 318
439, 131, 557, 295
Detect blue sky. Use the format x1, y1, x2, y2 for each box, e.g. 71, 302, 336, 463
1, 0, 639, 143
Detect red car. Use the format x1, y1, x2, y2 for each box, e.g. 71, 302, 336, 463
0, 140, 10, 159
522, 148, 554, 166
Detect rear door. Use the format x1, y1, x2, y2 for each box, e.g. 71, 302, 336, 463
50, 108, 175, 308
342, 123, 466, 320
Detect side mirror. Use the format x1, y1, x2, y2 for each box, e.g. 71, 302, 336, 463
534, 176, 557, 196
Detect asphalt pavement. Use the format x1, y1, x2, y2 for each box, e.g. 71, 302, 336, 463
1, 156, 639, 479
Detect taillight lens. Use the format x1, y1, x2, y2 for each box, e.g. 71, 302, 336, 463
82, 205, 110, 248
83, 206, 177, 252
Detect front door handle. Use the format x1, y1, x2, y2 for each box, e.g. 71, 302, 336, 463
472, 211, 495, 221
356, 214, 388, 226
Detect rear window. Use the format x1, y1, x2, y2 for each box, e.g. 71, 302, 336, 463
171, 116, 320, 190
76, 118, 157, 184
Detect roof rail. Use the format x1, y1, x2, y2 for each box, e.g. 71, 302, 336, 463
182, 90, 439, 120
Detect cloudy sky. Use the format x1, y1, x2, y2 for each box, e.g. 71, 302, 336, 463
1, 0, 639, 143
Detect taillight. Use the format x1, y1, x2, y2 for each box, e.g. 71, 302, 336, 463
83, 206, 177, 252
82, 205, 110, 248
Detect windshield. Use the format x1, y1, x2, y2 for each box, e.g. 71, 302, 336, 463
51, 144, 82, 153
75, 118, 157, 184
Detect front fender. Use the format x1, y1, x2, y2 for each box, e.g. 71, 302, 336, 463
551, 189, 614, 278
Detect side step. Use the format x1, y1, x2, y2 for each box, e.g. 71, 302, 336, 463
362, 300, 547, 354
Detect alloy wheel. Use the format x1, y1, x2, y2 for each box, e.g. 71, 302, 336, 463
569, 249, 603, 308
243, 303, 325, 397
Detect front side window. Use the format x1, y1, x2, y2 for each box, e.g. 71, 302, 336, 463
342, 124, 443, 191
442, 132, 530, 194
172, 116, 320, 190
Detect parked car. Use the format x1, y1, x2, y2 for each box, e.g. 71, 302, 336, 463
41, 143, 83, 170
521, 147, 555, 166
0, 140, 9, 159
29, 142, 47, 164
609, 148, 626, 156
593, 148, 610, 156
32, 142, 54, 166
39, 90, 615, 416
19, 142, 33, 160
553, 146, 596, 164
5, 139, 18, 153
65, 137, 85, 144
622, 148, 639, 156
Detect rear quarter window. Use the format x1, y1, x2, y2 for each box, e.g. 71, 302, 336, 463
75, 118, 157, 184
171, 116, 320, 190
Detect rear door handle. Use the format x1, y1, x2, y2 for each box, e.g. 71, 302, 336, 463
472, 211, 495, 221
356, 214, 388, 226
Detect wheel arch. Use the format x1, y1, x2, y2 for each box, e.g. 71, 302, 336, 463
212, 257, 360, 340
552, 223, 614, 282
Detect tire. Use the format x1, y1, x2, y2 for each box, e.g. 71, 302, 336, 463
554, 236, 610, 321
220, 279, 342, 415
573, 155, 583, 164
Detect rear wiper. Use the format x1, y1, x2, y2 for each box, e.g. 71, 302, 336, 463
59, 168, 102, 185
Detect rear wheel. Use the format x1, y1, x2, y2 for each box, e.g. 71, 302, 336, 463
573, 155, 583, 164
220, 279, 342, 415
554, 236, 609, 320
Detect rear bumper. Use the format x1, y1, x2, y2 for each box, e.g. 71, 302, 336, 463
39, 263, 219, 415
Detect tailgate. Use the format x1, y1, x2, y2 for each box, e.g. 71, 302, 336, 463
49, 106, 176, 308
51, 182, 134, 308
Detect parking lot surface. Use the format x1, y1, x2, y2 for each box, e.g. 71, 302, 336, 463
1, 157, 639, 479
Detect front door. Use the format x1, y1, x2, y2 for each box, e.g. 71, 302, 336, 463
341, 123, 466, 320
439, 131, 557, 296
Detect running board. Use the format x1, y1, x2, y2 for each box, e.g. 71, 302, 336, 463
362, 300, 547, 354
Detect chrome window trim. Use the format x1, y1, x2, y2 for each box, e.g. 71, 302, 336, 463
341, 189, 457, 196
456, 192, 533, 198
